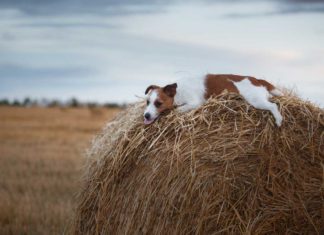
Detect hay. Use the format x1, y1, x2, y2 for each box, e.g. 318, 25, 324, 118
73, 93, 324, 235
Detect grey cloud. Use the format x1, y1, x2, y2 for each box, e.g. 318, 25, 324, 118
1, 0, 324, 17
0, 0, 172, 16
0, 64, 94, 79
1, 32, 15, 41
285, 0, 324, 3
17, 22, 119, 29
222, 0, 324, 18
277, 0, 324, 13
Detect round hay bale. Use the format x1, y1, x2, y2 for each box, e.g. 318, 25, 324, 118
74, 93, 324, 234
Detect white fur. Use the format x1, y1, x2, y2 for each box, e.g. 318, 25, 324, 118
174, 76, 206, 112
233, 78, 283, 126
144, 90, 159, 121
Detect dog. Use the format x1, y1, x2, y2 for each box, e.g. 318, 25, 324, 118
144, 74, 283, 126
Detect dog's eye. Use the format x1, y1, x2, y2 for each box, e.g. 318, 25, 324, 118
154, 101, 162, 108
146, 100, 150, 105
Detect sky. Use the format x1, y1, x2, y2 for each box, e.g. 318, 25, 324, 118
0, 0, 323, 106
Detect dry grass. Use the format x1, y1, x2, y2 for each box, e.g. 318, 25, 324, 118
0, 106, 120, 235
74, 93, 324, 235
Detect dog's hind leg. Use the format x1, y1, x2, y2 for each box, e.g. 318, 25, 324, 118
234, 78, 283, 126
251, 99, 283, 126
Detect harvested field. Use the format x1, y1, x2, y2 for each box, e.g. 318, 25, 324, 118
0, 107, 120, 235
74, 93, 324, 234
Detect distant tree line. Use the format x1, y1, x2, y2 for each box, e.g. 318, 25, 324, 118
0, 97, 126, 109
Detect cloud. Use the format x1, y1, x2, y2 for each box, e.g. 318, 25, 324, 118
0, 64, 94, 79
222, 0, 324, 18
16, 22, 118, 29
277, 0, 324, 13
1, 0, 323, 17
0, 0, 323, 106
0, 0, 171, 16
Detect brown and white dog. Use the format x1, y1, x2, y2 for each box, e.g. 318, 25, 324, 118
144, 74, 283, 126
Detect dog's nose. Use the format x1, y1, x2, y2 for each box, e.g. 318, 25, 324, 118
144, 113, 151, 120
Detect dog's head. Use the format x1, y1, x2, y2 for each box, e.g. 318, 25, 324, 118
143, 83, 177, 124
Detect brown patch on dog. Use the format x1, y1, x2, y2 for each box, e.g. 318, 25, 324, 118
254, 79, 275, 91
157, 88, 174, 113
145, 85, 160, 95
204, 74, 277, 99
145, 83, 178, 115
204, 74, 240, 99
163, 83, 177, 98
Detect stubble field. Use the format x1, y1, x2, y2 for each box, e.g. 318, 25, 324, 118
0, 106, 120, 235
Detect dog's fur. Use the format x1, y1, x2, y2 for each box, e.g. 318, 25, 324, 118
144, 74, 283, 126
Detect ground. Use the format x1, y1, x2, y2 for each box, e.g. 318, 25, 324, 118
0, 106, 120, 235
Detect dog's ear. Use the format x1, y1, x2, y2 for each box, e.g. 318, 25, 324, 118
145, 85, 159, 95
163, 83, 177, 97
